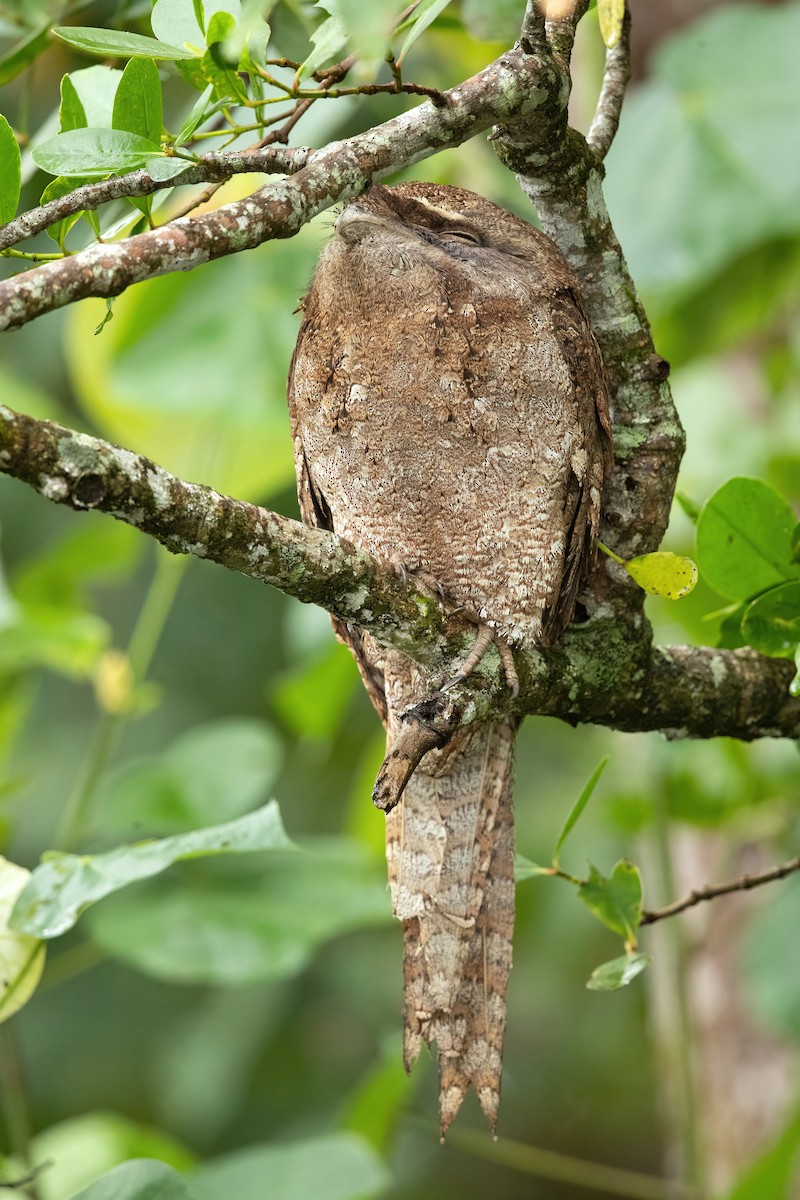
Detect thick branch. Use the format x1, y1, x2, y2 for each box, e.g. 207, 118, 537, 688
0, 404, 452, 661
0, 148, 311, 252
0, 45, 557, 332
640, 857, 800, 927
3, 404, 800, 742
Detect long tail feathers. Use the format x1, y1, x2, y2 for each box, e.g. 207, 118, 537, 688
385, 720, 516, 1137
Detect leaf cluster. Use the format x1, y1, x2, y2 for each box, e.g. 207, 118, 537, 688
517, 758, 652, 992
695, 476, 800, 692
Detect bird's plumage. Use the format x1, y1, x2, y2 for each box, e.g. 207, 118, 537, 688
287, 182, 610, 1132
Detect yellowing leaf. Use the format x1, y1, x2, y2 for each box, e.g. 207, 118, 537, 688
625, 552, 698, 600
598, 0, 625, 49
0, 858, 46, 1022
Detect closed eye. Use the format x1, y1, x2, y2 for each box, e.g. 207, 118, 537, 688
440, 228, 481, 245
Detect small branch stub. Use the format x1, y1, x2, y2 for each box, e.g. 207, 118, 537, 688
372, 693, 463, 812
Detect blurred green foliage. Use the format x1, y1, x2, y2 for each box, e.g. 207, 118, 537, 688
0, 1, 799, 1198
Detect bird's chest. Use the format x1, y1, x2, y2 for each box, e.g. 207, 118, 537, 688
294, 300, 534, 466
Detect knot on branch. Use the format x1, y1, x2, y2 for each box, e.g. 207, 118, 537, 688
72, 473, 106, 509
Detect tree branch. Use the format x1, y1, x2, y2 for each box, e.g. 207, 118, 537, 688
372, 693, 463, 812
1, 9, 796, 757
586, 1, 632, 159
0, 148, 311, 252
3, 404, 800, 743
640, 857, 800, 927
0, 45, 557, 332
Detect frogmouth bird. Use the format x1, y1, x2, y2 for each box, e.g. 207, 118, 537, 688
287, 181, 611, 1134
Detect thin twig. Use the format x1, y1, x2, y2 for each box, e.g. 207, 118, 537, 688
145, 55, 356, 226
0, 147, 310, 252
0, 1160, 52, 1191
0, 45, 549, 331
543, 0, 590, 64
164, 180, 224, 222
292, 80, 444, 102
640, 856, 800, 926
519, 0, 546, 51
442, 1121, 699, 1200
586, 0, 632, 159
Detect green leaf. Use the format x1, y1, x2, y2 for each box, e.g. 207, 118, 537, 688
68, 65, 123, 127
675, 491, 702, 523
624, 551, 698, 600
32, 128, 161, 179
0, 114, 21, 223
396, 0, 453, 66
151, 0, 241, 52
0, 607, 110, 678
597, 0, 624, 48
297, 3, 348, 82
71, 1160, 195, 1200
514, 854, 552, 882
235, 13, 270, 74
151, 0, 204, 50
791, 522, 800, 564
95, 298, 115, 336
740, 582, 800, 658
0, 858, 46, 1023
87, 838, 390, 985
146, 155, 192, 181
586, 952, 652, 992
15, 520, 140, 609
716, 601, 748, 650
60, 74, 88, 132
604, 4, 800, 299
205, 11, 238, 46
201, 42, 249, 103
552, 757, 609, 866
54, 26, 194, 61
696, 477, 800, 601
724, 1105, 800, 1200
198, 5, 246, 96
578, 860, 643, 943
175, 83, 214, 144
190, 1132, 389, 1200
336, 0, 399, 64
175, 92, 234, 146
30, 1114, 195, 1200
113, 58, 163, 145
0, 21, 50, 87
10, 801, 294, 939
97, 718, 284, 837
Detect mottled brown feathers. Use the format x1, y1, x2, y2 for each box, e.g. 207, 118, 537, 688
287, 182, 610, 1132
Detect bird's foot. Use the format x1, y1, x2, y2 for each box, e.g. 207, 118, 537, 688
443, 626, 519, 699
